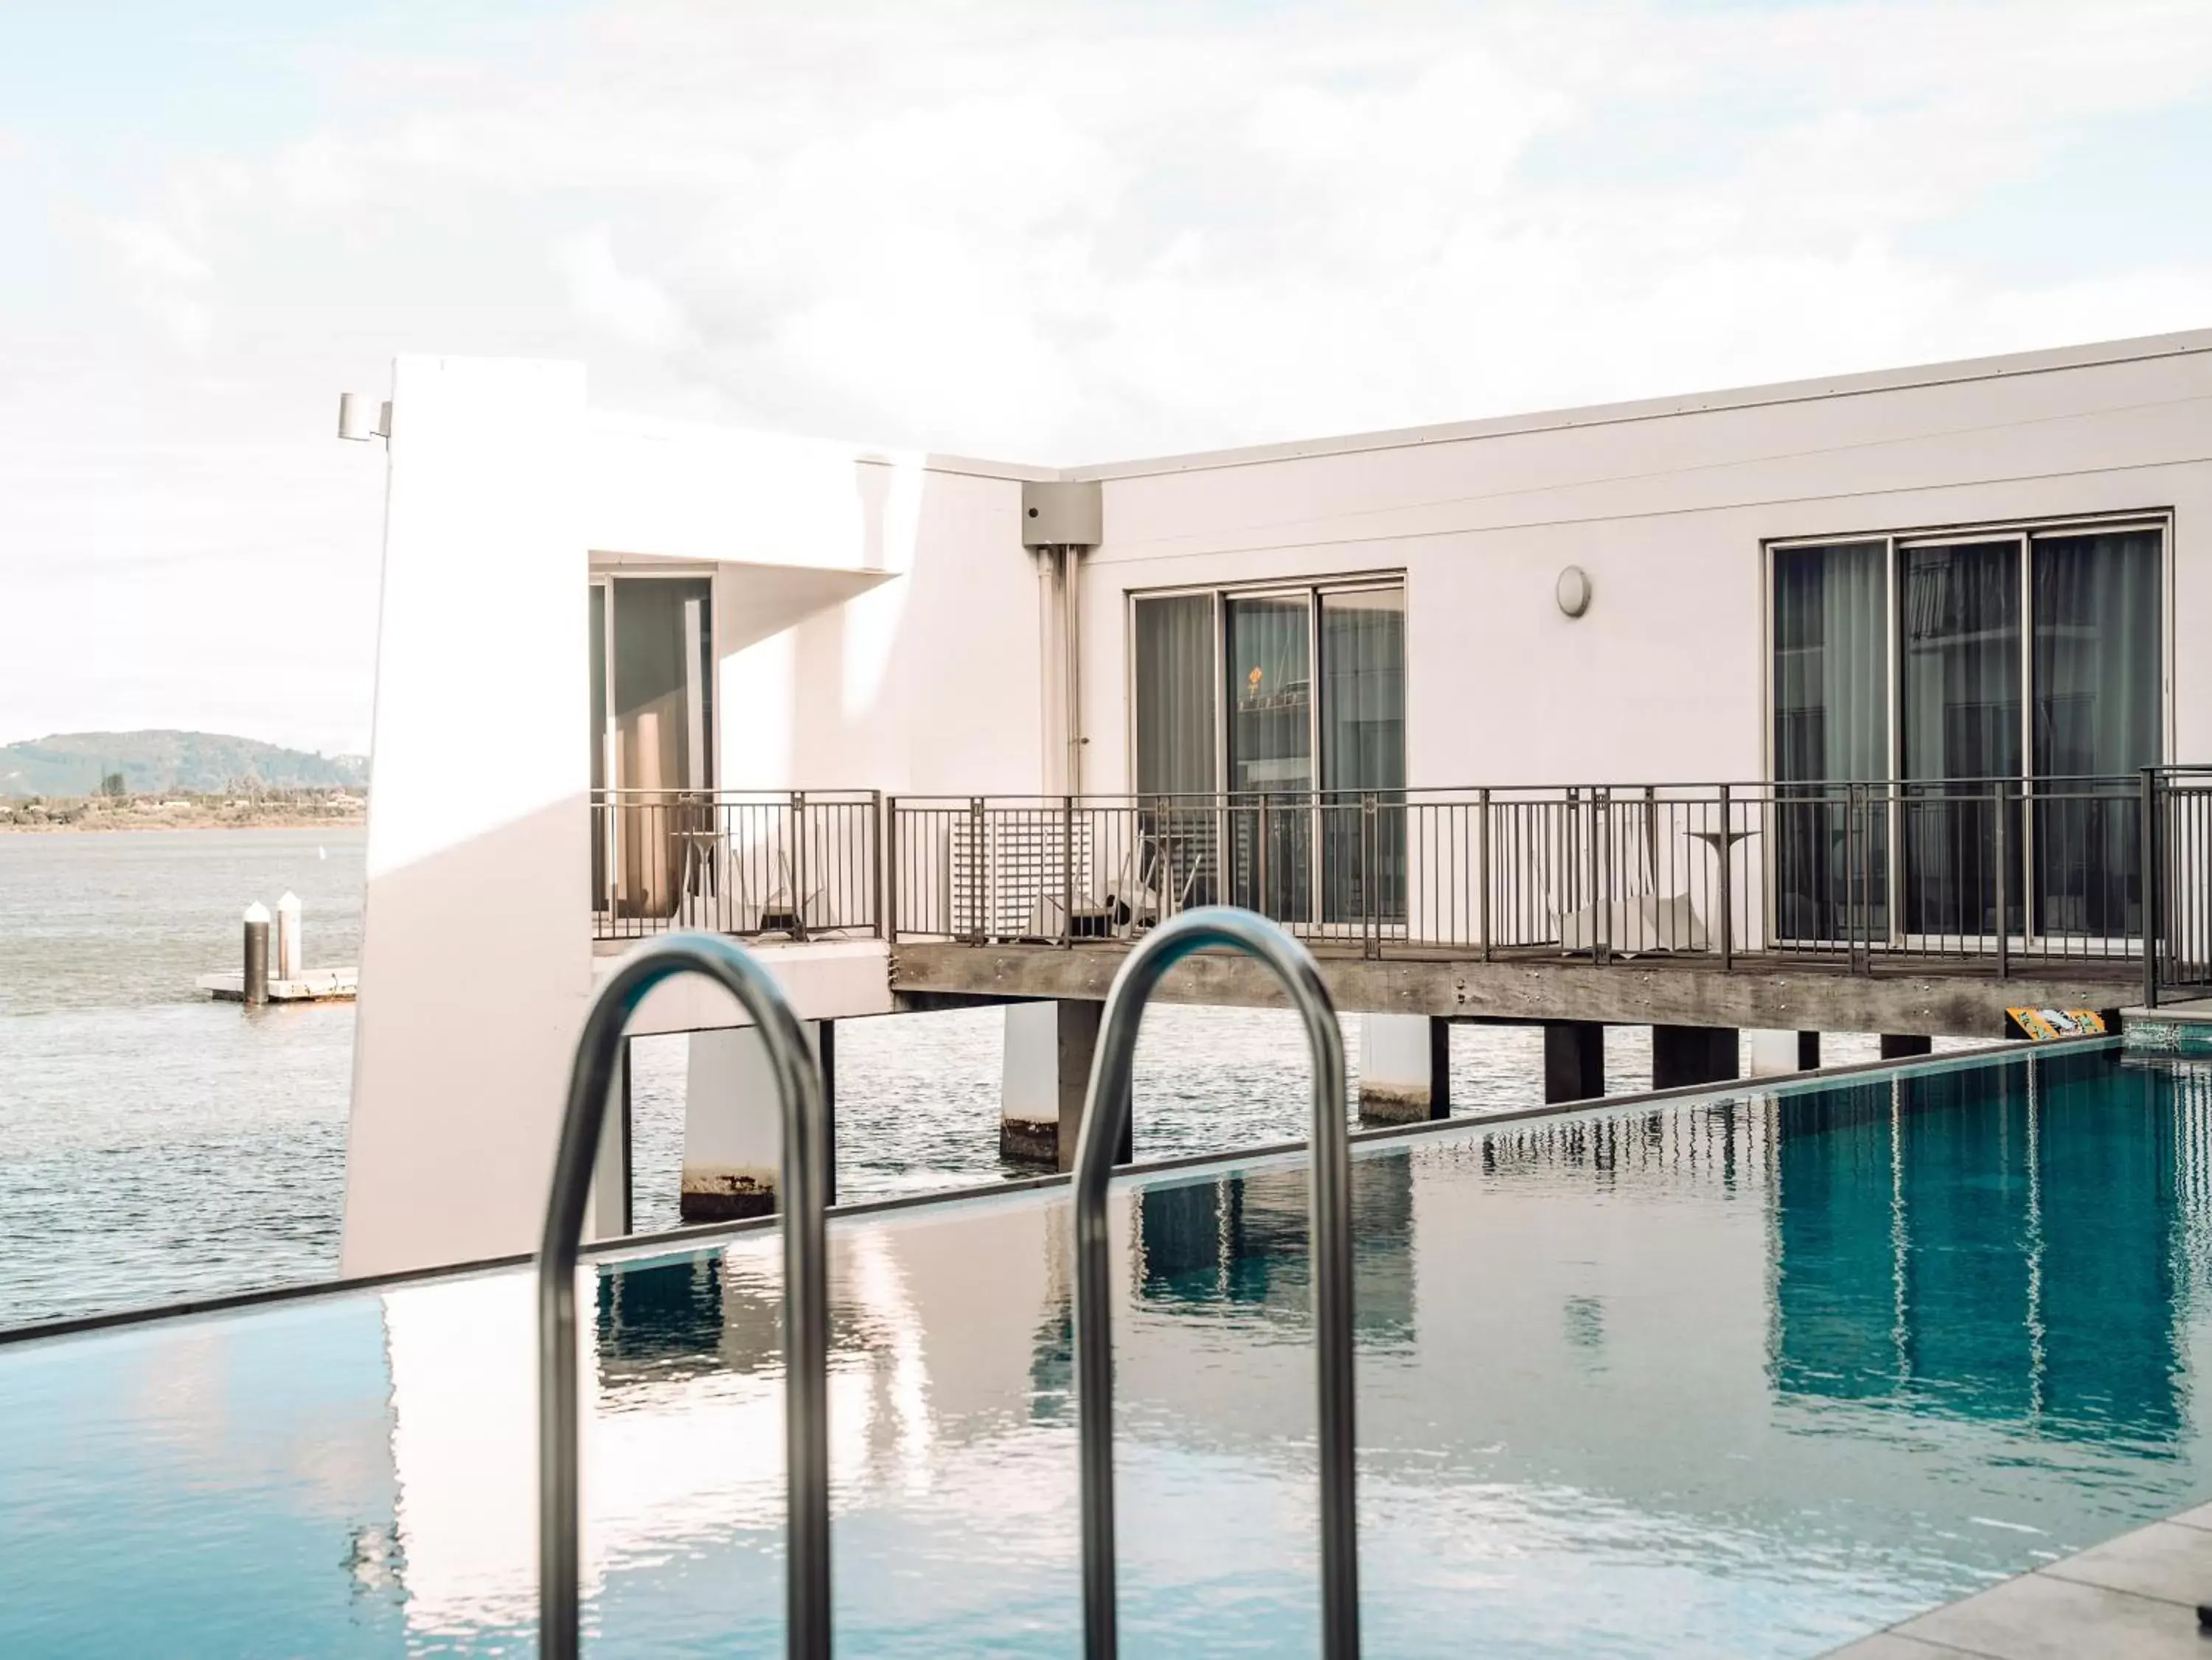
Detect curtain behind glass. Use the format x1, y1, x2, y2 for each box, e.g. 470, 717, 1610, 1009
1900, 541, 2021, 937
1134, 593, 1220, 909
2033, 530, 2160, 938
612, 578, 712, 918
1133, 596, 1217, 796
1773, 543, 1885, 942
1321, 589, 1406, 923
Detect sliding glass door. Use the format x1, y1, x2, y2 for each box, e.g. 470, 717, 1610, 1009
1772, 517, 2163, 951
1133, 578, 1408, 930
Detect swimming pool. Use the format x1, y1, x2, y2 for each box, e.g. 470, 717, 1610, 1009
3, 1042, 2208, 1656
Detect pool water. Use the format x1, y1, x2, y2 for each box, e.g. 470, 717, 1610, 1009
4, 1044, 2209, 1657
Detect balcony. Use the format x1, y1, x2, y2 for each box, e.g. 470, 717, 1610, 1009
592, 772, 2212, 1007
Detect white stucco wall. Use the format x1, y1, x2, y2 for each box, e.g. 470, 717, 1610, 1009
1074, 330, 2212, 792
344, 356, 592, 1278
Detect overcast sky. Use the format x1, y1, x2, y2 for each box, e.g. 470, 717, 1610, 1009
3, 0, 2209, 756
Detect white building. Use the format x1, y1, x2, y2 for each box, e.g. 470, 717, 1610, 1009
341, 331, 2211, 1277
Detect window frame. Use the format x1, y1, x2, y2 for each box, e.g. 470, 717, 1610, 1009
1124, 570, 1411, 803
1761, 511, 2171, 950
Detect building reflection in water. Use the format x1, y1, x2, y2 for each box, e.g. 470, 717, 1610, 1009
1130, 1156, 1417, 1346
1771, 1050, 2212, 1448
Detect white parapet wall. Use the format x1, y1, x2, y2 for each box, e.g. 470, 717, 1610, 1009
343, 357, 594, 1279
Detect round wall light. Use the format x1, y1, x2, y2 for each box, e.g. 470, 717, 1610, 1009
1556, 565, 1593, 618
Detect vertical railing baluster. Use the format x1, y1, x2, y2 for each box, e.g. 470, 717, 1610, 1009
883, 795, 898, 944
2142, 767, 2160, 1008
1994, 780, 2009, 980
1718, 782, 1733, 970
1478, 787, 1492, 963
1593, 786, 1609, 967
1362, 792, 1379, 960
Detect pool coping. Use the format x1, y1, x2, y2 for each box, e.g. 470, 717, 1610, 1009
1821, 1499, 2212, 1659
0, 1030, 2115, 1350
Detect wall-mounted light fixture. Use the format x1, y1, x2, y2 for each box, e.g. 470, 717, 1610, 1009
336, 392, 391, 444
1555, 565, 1593, 618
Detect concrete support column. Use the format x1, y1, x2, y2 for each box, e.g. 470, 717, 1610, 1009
1879, 1033, 1934, 1059
1359, 1014, 1452, 1124
681, 1020, 834, 1222
1544, 1021, 1605, 1104
1001, 1000, 1127, 1171
586, 1038, 631, 1241
1747, 1029, 1820, 1077
1652, 1024, 1741, 1089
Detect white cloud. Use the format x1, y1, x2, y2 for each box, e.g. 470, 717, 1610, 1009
554, 224, 694, 349
94, 217, 215, 349
6, 0, 2212, 750
97, 217, 211, 285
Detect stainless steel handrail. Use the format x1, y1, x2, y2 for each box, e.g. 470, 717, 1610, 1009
536, 933, 832, 1660
1070, 906, 1360, 1659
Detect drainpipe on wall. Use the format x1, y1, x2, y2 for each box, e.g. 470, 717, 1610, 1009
1022, 481, 1103, 798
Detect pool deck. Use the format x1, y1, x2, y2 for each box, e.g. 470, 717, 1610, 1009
1826, 1502, 2212, 1659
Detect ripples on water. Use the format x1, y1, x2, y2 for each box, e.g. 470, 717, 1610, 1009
1, 829, 1941, 1327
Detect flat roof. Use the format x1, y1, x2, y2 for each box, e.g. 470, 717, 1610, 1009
1057, 326, 2212, 483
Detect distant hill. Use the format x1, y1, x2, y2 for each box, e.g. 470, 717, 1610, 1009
0, 731, 368, 798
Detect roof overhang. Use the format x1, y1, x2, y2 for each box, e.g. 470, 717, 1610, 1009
590, 551, 897, 655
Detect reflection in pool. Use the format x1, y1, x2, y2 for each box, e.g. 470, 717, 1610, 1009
2, 1045, 2209, 1656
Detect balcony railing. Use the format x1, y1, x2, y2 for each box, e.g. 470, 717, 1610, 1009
590, 774, 2212, 1004
591, 789, 880, 943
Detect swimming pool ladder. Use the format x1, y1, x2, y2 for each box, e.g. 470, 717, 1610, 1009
536, 933, 832, 1660
1072, 907, 1363, 1659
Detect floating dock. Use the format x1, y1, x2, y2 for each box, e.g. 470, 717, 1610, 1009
197, 966, 358, 1003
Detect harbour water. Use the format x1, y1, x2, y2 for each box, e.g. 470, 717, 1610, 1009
0, 829, 1927, 1330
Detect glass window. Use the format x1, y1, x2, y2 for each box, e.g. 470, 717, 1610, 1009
1320, 589, 1406, 796
604, 577, 713, 920
1133, 596, 1217, 797
1226, 596, 1313, 796
1321, 589, 1406, 923
1899, 540, 2022, 938
2032, 529, 2161, 938
1772, 543, 1887, 943
1227, 596, 1312, 919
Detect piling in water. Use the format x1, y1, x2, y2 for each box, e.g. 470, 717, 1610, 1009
243, 902, 271, 1006
275, 890, 302, 980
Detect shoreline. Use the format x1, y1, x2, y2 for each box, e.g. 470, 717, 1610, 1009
0, 812, 365, 834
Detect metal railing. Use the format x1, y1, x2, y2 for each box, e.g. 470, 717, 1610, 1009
537, 934, 832, 1660
583, 773, 2208, 989
888, 775, 2202, 980
591, 789, 880, 943
1071, 909, 1360, 1659
2148, 765, 2212, 1006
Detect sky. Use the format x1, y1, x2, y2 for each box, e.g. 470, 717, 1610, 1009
2, 0, 2209, 756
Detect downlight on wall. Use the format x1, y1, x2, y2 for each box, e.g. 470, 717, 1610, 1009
1555, 565, 1593, 618
336, 392, 391, 443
